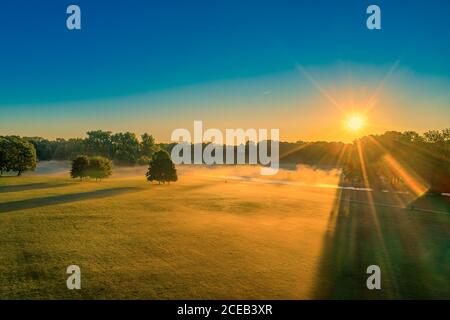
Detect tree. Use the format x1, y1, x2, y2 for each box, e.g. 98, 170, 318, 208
52, 138, 69, 160
70, 155, 90, 180
424, 130, 443, 143
111, 132, 140, 165
146, 150, 177, 184
401, 131, 423, 143
140, 133, 157, 158
85, 130, 112, 158
137, 155, 151, 166
442, 128, 450, 142
66, 138, 87, 159
0, 137, 8, 175
87, 156, 112, 181
23, 131, 161, 165
25, 137, 56, 161
2, 136, 37, 176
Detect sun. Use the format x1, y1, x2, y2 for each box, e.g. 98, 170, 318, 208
346, 115, 365, 132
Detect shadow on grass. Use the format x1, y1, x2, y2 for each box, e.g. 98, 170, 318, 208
314, 187, 450, 299
408, 194, 450, 214
0, 182, 73, 194
0, 187, 142, 213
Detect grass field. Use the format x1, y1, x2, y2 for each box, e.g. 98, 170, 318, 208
0, 164, 449, 299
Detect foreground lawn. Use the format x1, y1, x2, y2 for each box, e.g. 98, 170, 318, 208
0, 171, 449, 299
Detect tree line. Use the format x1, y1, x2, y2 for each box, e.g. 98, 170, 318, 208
341, 129, 450, 193
2, 129, 450, 193
25, 130, 347, 167
25, 131, 159, 166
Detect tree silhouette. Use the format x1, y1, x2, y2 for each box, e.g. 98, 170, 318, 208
0, 136, 36, 176
70, 155, 90, 180
111, 132, 140, 166
140, 133, 157, 157
146, 150, 177, 184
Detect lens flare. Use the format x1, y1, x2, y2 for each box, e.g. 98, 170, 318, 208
346, 115, 365, 132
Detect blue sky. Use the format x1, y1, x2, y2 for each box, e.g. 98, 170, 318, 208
0, 0, 449, 141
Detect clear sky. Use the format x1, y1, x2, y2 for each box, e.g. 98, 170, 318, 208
0, 0, 449, 142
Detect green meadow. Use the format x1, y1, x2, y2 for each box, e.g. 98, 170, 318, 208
0, 164, 449, 299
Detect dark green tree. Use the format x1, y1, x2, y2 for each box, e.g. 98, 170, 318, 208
52, 138, 69, 160
146, 150, 177, 184
25, 137, 56, 161
111, 132, 140, 165
2, 136, 37, 176
66, 138, 87, 159
85, 130, 113, 158
0, 137, 8, 175
70, 155, 90, 180
87, 156, 112, 181
137, 155, 151, 166
140, 133, 157, 157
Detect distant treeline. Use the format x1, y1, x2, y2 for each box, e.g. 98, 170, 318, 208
25, 131, 159, 166
3, 128, 449, 192
23, 130, 348, 167
341, 130, 450, 193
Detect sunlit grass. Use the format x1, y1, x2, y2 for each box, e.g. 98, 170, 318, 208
0, 168, 338, 299
0, 165, 448, 299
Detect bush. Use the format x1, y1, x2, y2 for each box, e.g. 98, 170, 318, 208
70, 155, 112, 181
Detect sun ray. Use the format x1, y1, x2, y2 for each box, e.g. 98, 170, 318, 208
297, 65, 346, 114
279, 142, 313, 161
367, 136, 429, 197
362, 60, 400, 114
354, 139, 400, 296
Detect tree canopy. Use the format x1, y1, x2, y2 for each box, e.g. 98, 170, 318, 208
0, 136, 36, 176
26, 130, 158, 167
70, 155, 112, 181
146, 150, 178, 184
70, 155, 90, 180
87, 156, 113, 181
340, 130, 450, 193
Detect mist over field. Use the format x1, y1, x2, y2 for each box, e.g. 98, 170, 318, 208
27, 161, 341, 185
